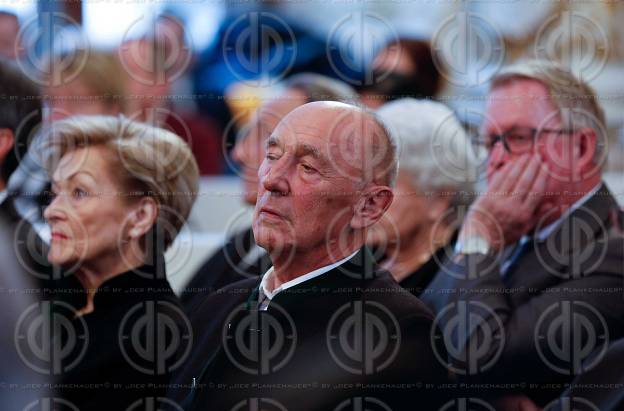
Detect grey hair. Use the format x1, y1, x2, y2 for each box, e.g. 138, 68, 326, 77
490, 59, 607, 167
376, 98, 477, 206
284, 73, 361, 105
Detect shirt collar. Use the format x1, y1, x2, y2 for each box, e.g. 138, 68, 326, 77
532, 183, 602, 243
258, 250, 359, 309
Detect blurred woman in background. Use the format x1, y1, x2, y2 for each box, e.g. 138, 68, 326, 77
368, 98, 479, 295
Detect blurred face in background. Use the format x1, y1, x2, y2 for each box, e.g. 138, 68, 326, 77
231, 88, 307, 205
0, 13, 20, 59
368, 171, 449, 248
483, 79, 599, 222
45, 80, 120, 121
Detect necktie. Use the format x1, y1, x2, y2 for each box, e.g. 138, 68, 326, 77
500, 236, 533, 277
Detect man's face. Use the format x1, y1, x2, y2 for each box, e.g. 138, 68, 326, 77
482, 79, 589, 216
232, 89, 307, 205
252, 105, 362, 259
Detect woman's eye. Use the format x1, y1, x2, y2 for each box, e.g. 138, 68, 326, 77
73, 188, 88, 198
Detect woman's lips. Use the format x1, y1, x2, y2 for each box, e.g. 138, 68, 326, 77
51, 232, 68, 240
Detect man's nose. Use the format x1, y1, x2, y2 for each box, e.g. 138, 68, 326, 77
261, 158, 290, 195
487, 142, 510, 174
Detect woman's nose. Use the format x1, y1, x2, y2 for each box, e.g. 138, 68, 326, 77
43, 193, 65, 222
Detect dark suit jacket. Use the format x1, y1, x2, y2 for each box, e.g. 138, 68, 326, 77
552, 338, 624, 411
50, 261, 190, 411
421, 183, 624, 405
169, 247, 450, 410
180, 225, 272, 314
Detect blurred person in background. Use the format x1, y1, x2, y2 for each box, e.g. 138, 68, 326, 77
0, 58, 53, 285
368, 98, 477, 296
358, 38, 441, 109
44, 51, 127, 121
0, 11, 21, 60
40, 115, 198, 410
191, 1, 365, 156
179, 73, 359, 314
0, 216, 46, 409
422, 60, 624, 407
118, 36, 223, 175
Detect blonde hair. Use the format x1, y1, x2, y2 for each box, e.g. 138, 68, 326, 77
38, 115, 199, 249
45, 51, 127, 112
491, 60, 606, 165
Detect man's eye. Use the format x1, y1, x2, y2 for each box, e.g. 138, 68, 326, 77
266, 152, 279, 160
300, 164, 316, 173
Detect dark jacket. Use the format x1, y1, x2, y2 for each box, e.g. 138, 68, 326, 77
180, 225, 271, 315
552, 338, 624, 411
170, 247, 450, 411
47, 261, 191, 411
421, 183, 624, 405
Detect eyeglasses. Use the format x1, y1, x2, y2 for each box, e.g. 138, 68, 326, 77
473, 126, 574, 154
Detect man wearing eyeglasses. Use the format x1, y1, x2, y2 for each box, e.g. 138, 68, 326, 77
422, 60, 624, 407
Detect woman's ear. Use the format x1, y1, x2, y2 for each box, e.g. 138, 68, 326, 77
127, 197, 159, 240
350, 185, 394, 230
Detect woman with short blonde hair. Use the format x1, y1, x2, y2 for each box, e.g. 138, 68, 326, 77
39, 115, 198, 411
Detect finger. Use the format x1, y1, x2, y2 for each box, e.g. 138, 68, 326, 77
524, 159, 548, 211
513, 153, 541, 197
498, 154, 532, 194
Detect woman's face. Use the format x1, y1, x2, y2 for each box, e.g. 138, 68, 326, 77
367, 171, 433, 247
44, 146, 137, 269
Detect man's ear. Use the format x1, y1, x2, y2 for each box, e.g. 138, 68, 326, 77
574, 127, 598, 172
0, 128, 15, 163
351, 185, 393, 230
127, 197, 159, 240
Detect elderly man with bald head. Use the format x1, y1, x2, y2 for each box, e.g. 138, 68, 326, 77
168, 102, 449, 410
